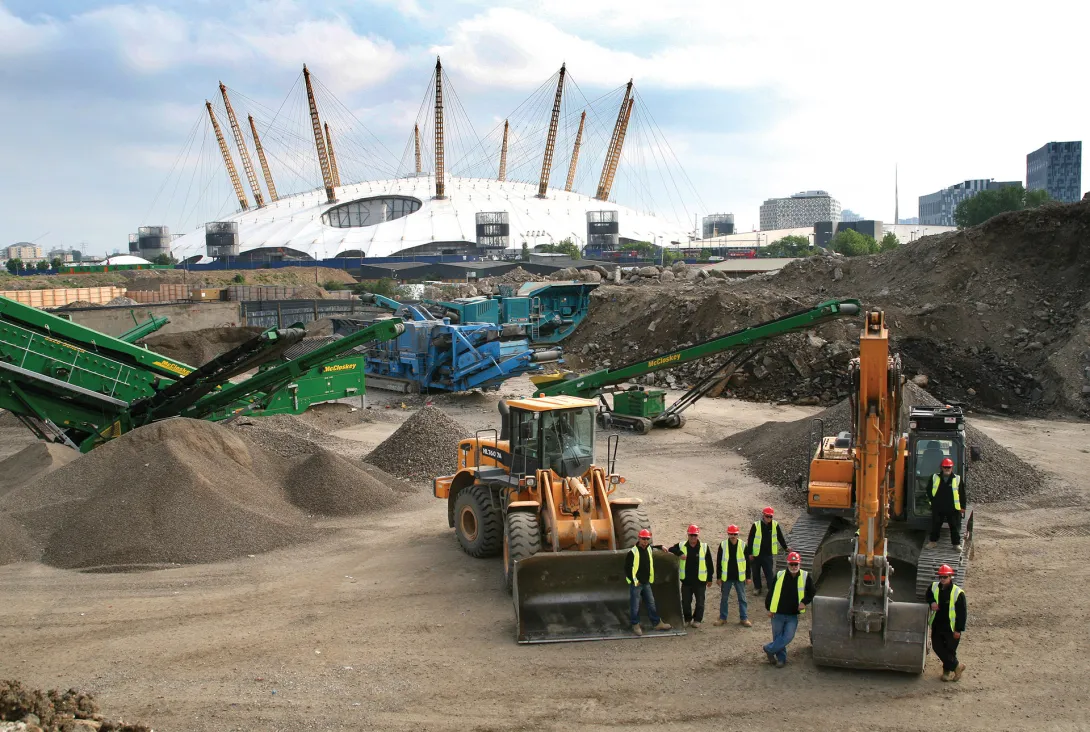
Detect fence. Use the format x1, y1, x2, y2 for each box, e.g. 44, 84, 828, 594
239, 300, 381, 329
224, 285, 357, 302
0, 286, 128, 307
126, 284, 192, 303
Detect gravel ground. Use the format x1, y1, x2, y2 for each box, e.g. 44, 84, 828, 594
720, 382, 1048, 505
364, 406, 470, 483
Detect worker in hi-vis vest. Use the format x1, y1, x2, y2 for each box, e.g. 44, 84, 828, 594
927, 563, 968, 681
747, 506, 789, 595
714, 524, 752, 627
623, 528, 673, 636
762, 551, 815, 668
928, 457, 965, 550
666, 524, 715, 628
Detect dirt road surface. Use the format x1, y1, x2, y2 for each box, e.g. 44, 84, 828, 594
2, 380, 1088, 731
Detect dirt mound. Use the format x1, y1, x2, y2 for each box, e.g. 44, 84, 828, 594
139, 325, 265, 367
285, 451, 398, 516
0, 442, 79, 498
364, 406, 470, 482
720, 383, 1048, 505
292, 284, 328, 299
0, 679, 150, 731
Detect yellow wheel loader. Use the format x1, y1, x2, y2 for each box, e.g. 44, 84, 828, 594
434, 395, 685, 643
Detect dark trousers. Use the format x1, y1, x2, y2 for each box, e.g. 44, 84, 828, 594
751, 555, 775, 592
930, 510, 962, 545
681, 582, 707, 622
931, 627, 961, 672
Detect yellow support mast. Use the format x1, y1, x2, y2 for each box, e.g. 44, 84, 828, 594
219, 82, 264, 208
434, 57, 446, 198
206, 101, 248, 212
498, 120, 509, 182
537, 64, 566, 198
414, 124, 422, 174
324, 122, 342, 189
303, 64, 336, 204
596, 81, 632, 201
248, 114, 278, 202
565, 110, 586, 192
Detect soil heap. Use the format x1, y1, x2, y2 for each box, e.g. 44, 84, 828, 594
721, 383, 1048, 505
0, 679, 150, 731
563, 199, 1090, 418
138, 326, 265, 367
364, 406, 470, 482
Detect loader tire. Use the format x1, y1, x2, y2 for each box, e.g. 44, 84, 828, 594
454, 485, 502, 558
503, 511, 542, 593
613, 506, 652, 549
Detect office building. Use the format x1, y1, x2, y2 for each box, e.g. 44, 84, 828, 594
702, 213, 735, 239
918, 179, 1019, 226
5, 243, 43, 261
1027, 141, 1081, 203
759, 191, 841, 230
840, 208, 863, 222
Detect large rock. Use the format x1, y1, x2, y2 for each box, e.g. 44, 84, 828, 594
660, 270, 676, 282
638, 266, 660, 277
580, 269, 603, 282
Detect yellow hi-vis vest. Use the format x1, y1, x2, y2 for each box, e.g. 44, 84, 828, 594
678, 541, 710, 582
770, 569, 808, 614
719, 539, 747, 582
627, 545, 654, 585
753, 519, 781, 556
929, 581, 964, 629
932, 474, 962, 511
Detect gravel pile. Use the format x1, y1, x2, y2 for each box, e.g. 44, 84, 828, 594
105, 296, 139, 306
364, 406, 470, 482
0, 679, 150, 731
0, 442, 79, 498
720, 383, 1047, 505
293, 402, 373, 432
285, 451, 398, 515
0, 513, 35, 564
138, 326, 265, 367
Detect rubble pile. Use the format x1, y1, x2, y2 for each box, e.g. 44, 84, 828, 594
0, 679, 151, 731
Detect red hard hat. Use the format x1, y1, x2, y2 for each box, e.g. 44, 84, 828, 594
638, 529, 652, 539
786, 551, 801, 563
687, 524, 700, 535
937, 564, 955, 577
762, 507, 775, 517
727, 524, 739, 535
941, 458, 954, 468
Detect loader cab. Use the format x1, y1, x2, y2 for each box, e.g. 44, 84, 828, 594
905, 405, 971, 527
505, 396, 598, 479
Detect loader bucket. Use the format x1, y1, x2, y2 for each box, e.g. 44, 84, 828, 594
512, 550, 687, 643
810, 596, 930, 674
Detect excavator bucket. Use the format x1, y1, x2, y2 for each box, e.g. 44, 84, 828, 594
512, 550, 686, 643
810, 596, 930, 673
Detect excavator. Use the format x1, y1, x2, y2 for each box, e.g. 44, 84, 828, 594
794, 309, 977, 673
433, 395, 686, 644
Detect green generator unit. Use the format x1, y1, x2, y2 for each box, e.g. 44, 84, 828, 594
611, 388, 666, 419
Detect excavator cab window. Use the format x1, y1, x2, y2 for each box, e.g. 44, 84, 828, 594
912, 437, 960, 515
540, 407, 595, 478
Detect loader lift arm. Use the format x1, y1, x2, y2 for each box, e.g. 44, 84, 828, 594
535, 298, 861, 431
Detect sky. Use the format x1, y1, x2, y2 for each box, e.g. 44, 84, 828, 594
1, 0, 1087, 255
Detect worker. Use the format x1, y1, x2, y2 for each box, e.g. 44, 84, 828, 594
624, 528, 673, 636
928, 457, 965, 550
747, 507, 789, 595
927, 564, 967, 681
762, 551, 815, 668
667, 524, 715, 628
713, 524, 751, 627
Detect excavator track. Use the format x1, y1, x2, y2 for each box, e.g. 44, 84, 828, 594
780, 513, 835, 574
914, 507, 973, 599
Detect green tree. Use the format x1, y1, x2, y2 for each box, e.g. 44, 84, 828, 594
830, 228, 879, 256
50, 257, 63, 270
537, 238, 581, 260
152, 253, 177, 266
698, 248, 712, 261
879, 231, 900, 252
520, 242, 530, 261
5, 258, 22, 274
232, 273, 246, 283
619, 240, 656, 258
764, 234, 815, 257
36, 259, 50, 272
953, 184, 1050, 228
71, 250, 82, 263
661, 249, 683, 265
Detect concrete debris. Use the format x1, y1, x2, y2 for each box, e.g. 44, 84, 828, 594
0, 679, 151, 731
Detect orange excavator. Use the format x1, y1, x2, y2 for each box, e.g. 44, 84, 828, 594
793, 310, 976, 673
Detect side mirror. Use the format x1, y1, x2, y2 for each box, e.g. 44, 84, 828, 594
969, 445, 983, 462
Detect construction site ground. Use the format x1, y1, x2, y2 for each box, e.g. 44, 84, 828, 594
1, 377, 1087, 731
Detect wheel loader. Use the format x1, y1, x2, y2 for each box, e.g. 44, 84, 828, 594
789, 310, 978, 673
433, 395, 685, 643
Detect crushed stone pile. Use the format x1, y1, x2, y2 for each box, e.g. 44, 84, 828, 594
0, 443, 79, 498
0, 679, 150, 731
57, 300, 96, 309
293, 402, 374, 432
562, 199, 1090, 418
364, 406, 470, 482
138, 326, 265, 367
105, 296, 138, 306
720, 383, 1048, 505
0, 417, 410, 569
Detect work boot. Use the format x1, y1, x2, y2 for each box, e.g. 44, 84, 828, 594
653, 621, 672, 631
775, 659, 785, 668
740, 619, 752, 627
713, 619, 726, 626
953, 662, 966, 681
689, 621, 702, 629
631, 624, 643, 636
927, 541, 938, 550
765, 649, 776, 665
941, 671, 952, 682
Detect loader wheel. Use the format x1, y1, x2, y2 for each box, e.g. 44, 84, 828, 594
454, 485, 502, 558
503, 511, 542, 593
613, 506, 652, 549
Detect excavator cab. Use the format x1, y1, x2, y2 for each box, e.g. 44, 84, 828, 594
905, 406, 971, 524
433, 396, 685, 644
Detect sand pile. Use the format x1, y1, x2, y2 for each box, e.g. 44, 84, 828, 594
0, 417, 410, 569
292, 284, 328, 300
720, 383, 1047, 505
138, 326, 265, 367
0, 442, 79, 498
365, 406, 470, 482
0, 679, 150, 731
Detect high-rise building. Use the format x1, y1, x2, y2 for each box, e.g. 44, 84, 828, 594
759, 191, 841, 230
702, 213, 735, 238
4, 243, 44, 261
1027, 141, 1081, 203
840, 208, 863, 222
918, 179, 1019, 226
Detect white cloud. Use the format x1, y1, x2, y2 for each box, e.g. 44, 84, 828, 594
0, 2, 60, 56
